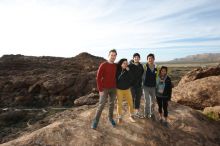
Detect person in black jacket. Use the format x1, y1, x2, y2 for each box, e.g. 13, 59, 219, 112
129, 53, 144, 118
156, 66, 172, 126
116, 58, 136, 124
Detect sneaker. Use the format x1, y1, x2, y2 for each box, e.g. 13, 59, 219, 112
143, 115, 148, 119
129, 116, 136, 123
134, 112, 144, 119
91, 120, 98, 129
163, 121, 169, 127
151, 114, 156, 121
109, 119, 116, 127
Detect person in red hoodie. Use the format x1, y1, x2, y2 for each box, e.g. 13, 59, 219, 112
91, 49, 117, 129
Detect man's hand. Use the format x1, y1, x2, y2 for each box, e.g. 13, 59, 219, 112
99, 91, 104, 97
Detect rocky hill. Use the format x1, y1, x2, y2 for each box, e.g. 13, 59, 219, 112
0, 53, 105, 107
170, 53, 220, 63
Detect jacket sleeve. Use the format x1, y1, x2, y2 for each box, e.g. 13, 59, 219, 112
96, 62, 105, 92
128, 64, 135, 86
141, 65, 144, 76
127, 69, 134, 85
167, 77, 172, 100
156, 66, 160, 80
142, 64, 146, 84
115, 67, 120, 83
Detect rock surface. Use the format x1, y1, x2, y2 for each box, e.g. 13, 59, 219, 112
172, 76, 220, 109
0, 102, 220, 146
74, 93, 99, 106
203, 106, 220, 120
172, 65, 220, 110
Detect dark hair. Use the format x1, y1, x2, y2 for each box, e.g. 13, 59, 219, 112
109, 49, 117, 55
159, 66, 168, 74
117, 58, 127, 70
133, 53, 140, 58
147, 53, 155, 59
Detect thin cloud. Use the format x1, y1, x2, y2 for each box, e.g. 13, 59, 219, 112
0, 0, 219, 60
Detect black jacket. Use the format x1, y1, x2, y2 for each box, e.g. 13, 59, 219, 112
143, 64, 158, 87
128, 62, 144, 88
156, 76, 172, 100
116, 68, 133, 90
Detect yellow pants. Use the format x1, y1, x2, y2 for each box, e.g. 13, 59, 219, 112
116, 88, 134, 117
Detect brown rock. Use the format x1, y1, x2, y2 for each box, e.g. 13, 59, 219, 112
28, 83, 41, 94
178, 65, 220, 86
15, 96, 33, 106
203, 106, 220, 120
0, 111, 27, 126
74, 93, 99, 106
172, 76, 220, 109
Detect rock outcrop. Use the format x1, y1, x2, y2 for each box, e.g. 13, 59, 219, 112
172, 76, 220, 109
178, 64, 220, 86
172, 65, 220, 110
74, 93, 99, 106
0, 53, 105, 107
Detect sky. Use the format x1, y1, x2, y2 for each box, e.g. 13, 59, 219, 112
0, 0, 220, 61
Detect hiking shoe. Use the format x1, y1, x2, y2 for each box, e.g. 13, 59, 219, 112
163, 121, 169, 127
134, 112, 144, 119
143, 115, 148, 119
91, 120, 98, 129
109, 119, 116, 127
151, 114, 156, 121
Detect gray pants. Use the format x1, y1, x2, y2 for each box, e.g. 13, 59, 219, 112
93, 88, 116, 124
143, 86, 156, 116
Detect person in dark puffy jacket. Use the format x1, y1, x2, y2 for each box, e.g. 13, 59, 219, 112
128, 53, 144, 118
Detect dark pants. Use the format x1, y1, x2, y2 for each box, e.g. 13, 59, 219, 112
131, 87, 142, 109
156, 97, 168, 117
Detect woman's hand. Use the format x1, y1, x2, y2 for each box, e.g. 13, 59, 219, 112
126, 67, 130, 71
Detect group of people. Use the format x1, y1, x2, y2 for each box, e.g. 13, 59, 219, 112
91, 49, 172, 129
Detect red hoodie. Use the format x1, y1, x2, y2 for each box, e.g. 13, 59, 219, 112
96, 62, 117, 92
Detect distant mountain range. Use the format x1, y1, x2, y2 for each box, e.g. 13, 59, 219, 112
169, 53, 220, 63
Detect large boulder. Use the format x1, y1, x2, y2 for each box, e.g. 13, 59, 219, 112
172, 76, 220, 110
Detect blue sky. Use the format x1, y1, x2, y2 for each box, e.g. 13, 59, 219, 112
0, 0, 220, 61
